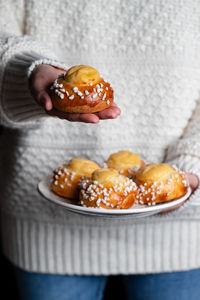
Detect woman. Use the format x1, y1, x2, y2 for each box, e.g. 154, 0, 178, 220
0, 0, 200, 299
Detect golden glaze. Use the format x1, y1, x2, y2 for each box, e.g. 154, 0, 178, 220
79, 168, 138, 209
67, 158, 99, 176
134, 163, 188, 204
51, 65, 114, 113
92, 168, 127, 187
106, 150, 144, 177
136, 163, 175, 183
51, 158, 99, 199
65, 65, 100, 85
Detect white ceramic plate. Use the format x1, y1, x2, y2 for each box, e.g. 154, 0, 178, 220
38, 175, 192, 218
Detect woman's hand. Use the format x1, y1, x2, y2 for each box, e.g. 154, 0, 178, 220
29, 64, 121, 123
160, 172, 199, 214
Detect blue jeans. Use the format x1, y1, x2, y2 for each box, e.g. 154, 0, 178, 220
14, 266, 200, 300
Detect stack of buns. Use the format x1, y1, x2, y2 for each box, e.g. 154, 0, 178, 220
51, 150, 189, 209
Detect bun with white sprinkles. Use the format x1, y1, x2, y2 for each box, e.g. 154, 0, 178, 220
79, 168, 138, 209
50, 157, 189, 209
105, 150, 145, 178
134, 163, 189, 206
50, 65, 114, 113
51, 158, 99, 199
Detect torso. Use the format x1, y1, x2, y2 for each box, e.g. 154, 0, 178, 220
1, 0, 200, 216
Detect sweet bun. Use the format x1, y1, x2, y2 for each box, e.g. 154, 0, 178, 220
51, 158, 99, 199
134, 163, 188, 205
50, 65, 114, 113
105, 150, 145, 177
79, 168, 138, 209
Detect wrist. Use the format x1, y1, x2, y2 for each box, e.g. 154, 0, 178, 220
27, 58, 68, 78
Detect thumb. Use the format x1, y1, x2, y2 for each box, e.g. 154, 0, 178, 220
38, 91, 53, 111
185, 173, 199, 192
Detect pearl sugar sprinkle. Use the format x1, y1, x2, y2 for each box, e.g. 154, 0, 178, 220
52, 76, 111, 103
136, 169, 188, 206
80, 178, 137, 208
53, 167, 77, 189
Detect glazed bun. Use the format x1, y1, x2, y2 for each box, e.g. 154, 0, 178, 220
79, 168, 138, 209
134, 163, 188, 205
51, 158, 100, 199
50, 65, 114, 113
105, 150, 145, 177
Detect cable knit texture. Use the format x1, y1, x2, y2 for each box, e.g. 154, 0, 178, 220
1, 0, 200, 275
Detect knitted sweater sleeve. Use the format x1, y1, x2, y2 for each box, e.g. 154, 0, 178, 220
164, 99, 200, 209
0, 1, 68, 128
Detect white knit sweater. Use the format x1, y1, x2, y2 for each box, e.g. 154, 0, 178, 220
1, 0, 200, 275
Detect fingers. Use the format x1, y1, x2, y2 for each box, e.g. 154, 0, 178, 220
47, 109, 100, 123
45, 103, 121, 123
78, 114, 99, 123
38, 91, 53, 111
159, 202, 185, 214
160, 172, 199, 215
66, 112, 99, 123
185, 172, 199, 192
96, 103, 121, 119
38, 95, 120, 123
